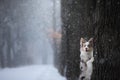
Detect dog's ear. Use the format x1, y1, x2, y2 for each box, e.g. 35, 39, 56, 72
80, 38, 86, 46
89, 38, 93, 45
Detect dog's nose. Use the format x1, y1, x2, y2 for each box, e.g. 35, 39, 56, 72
85, 48, 88, 51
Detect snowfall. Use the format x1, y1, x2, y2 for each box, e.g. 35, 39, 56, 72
0, 65, 66, 80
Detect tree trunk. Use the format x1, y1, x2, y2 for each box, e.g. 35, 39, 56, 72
92, 0, 120, 80
61, 0, 120, 80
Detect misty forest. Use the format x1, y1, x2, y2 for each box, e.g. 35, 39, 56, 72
0, 0, 120, 80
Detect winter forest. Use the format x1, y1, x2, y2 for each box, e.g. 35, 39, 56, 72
0, 0, 120, 80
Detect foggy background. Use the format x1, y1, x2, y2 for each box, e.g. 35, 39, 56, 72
0, 0, 61, 67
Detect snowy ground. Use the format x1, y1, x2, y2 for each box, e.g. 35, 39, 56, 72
0, 65, 66, 80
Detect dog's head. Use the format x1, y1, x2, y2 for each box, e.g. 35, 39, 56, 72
80, 38, 93, 52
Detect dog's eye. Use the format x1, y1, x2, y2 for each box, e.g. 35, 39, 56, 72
88, 45, 90, 47
84, 45, 86, 47
89, 44, 93, 47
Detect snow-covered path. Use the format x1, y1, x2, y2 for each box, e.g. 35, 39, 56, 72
0, 65, 66, 80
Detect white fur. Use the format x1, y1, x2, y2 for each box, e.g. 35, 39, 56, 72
85, 57, 94, 80
83, 42, 90, 51
79, 39, 94, 80
80, 48, 93, 62
79, 57, 94, 80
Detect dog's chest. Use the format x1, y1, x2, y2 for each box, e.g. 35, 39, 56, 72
80, 52, 92, 62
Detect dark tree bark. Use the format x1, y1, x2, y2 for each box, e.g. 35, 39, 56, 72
60, 0, 120, 80
92, 0, 120, 80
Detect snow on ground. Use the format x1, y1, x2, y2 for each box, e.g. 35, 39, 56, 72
0, 65, 66, 80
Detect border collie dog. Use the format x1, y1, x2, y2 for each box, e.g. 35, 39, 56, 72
79, 38, 94, 80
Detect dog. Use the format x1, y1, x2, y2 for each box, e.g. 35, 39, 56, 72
79, 38, 94, 80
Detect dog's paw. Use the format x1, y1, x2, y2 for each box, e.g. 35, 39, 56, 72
91, 57, 94, 62
87, 57, 94, 63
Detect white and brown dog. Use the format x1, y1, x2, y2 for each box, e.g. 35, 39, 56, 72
79, 38, 94, 80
